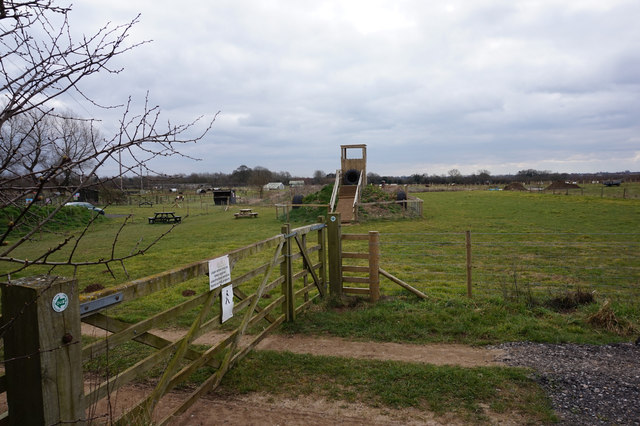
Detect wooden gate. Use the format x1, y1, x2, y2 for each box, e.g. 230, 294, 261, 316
0, 220, 326, 425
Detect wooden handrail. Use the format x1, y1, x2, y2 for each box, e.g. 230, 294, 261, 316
352, 170, 364, 220
329, 169, 341, 212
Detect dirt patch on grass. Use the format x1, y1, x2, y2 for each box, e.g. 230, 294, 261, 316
174, 393, 469, 426
81, 324, 504, 368
503, 182, 527, 191
82, 283, 105, 293
545, 289, 595, 312
256, 334, 504, 367
149, 328, 505, 368
83, 386, 478, 425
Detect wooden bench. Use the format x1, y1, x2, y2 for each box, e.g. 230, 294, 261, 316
234, 208, 259, 219
148, 212, 182, 224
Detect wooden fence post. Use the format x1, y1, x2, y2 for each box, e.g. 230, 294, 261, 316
1, 275, 84, 425
369, 231, 380, 303
317, 216, 327, 295
327, 213, 343, 299
465, 231, 473, 298
281, 224, 295, 321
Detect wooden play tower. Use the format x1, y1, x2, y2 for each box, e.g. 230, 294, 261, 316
331, 144, 367, 223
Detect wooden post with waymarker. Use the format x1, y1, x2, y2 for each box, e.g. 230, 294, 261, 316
1, 275, 84, 425
327, 212, 343, 299
317, 216, 327, 295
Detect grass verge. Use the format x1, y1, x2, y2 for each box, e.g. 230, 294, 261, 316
281, 295, 637, 345
219, 350, 557, 424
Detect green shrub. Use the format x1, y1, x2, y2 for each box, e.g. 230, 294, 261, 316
0, 205, 101, 236
285, 184, 333, 222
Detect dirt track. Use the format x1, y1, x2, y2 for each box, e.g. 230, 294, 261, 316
79, 326, 508, 425
154, 329, 505, 368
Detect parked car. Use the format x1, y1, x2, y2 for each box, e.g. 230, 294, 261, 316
64, 201, 105, 215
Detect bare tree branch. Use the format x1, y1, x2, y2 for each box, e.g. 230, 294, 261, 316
0, 1, 215, 279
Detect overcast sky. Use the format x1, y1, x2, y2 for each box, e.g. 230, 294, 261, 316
66, 1, 640, 177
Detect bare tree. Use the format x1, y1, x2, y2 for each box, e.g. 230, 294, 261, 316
0, 109, 55, 183
51, 111, 101, 186
312, 170, 325, 184
0, 1, 215, 278
448, 168, 461, 184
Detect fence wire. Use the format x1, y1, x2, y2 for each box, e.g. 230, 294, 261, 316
379, 232, 640, 300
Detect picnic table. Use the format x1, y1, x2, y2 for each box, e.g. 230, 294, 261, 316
234, 208, 259, 219
148, 212, 182, 224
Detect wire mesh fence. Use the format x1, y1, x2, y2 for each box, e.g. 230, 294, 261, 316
379, 232, 640, 301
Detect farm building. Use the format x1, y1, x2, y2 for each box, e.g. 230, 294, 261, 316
212, 189, 236, 205
263, 182, 285, 190
290, 180, 305, 187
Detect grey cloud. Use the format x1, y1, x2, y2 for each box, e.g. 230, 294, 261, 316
63, 1, 640, 177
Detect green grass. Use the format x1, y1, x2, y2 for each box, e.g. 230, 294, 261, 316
3, 188, 639, 421
340, 190, 640, 304
406, 190, 640, 233
219, 350, 557, 424
1, 203, 283, 287
2, 189, 638, 339
283, 294, 636, 345
0, 205, 105, 235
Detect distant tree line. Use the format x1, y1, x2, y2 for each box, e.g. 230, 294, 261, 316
115, 166, 639, 191
116, 165, 329, 190
367, 169, 639, 186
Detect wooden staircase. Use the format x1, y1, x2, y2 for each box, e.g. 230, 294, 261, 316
336, 185, 357, 223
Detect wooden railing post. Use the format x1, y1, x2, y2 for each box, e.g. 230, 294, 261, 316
465, 230, 473, 298
317, 216, 327, 295
281, 224, 295, 321
369, 231, 380, 302
1, 275, 84, 425
327, 213, 343, 299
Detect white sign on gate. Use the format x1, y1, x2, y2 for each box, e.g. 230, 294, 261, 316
221, 285, 234, 323
208, 255, 231, 291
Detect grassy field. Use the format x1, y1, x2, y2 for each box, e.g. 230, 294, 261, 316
3, 189, 638, 342
3, 187, 639, 423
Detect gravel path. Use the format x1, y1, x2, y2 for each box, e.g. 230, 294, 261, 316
493, 342, 640, 425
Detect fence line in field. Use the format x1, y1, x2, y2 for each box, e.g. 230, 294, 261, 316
378, 232, 640, 300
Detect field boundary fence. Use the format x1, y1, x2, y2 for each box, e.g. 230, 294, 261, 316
378, 232, 640, 301
410, 183, 640, 199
